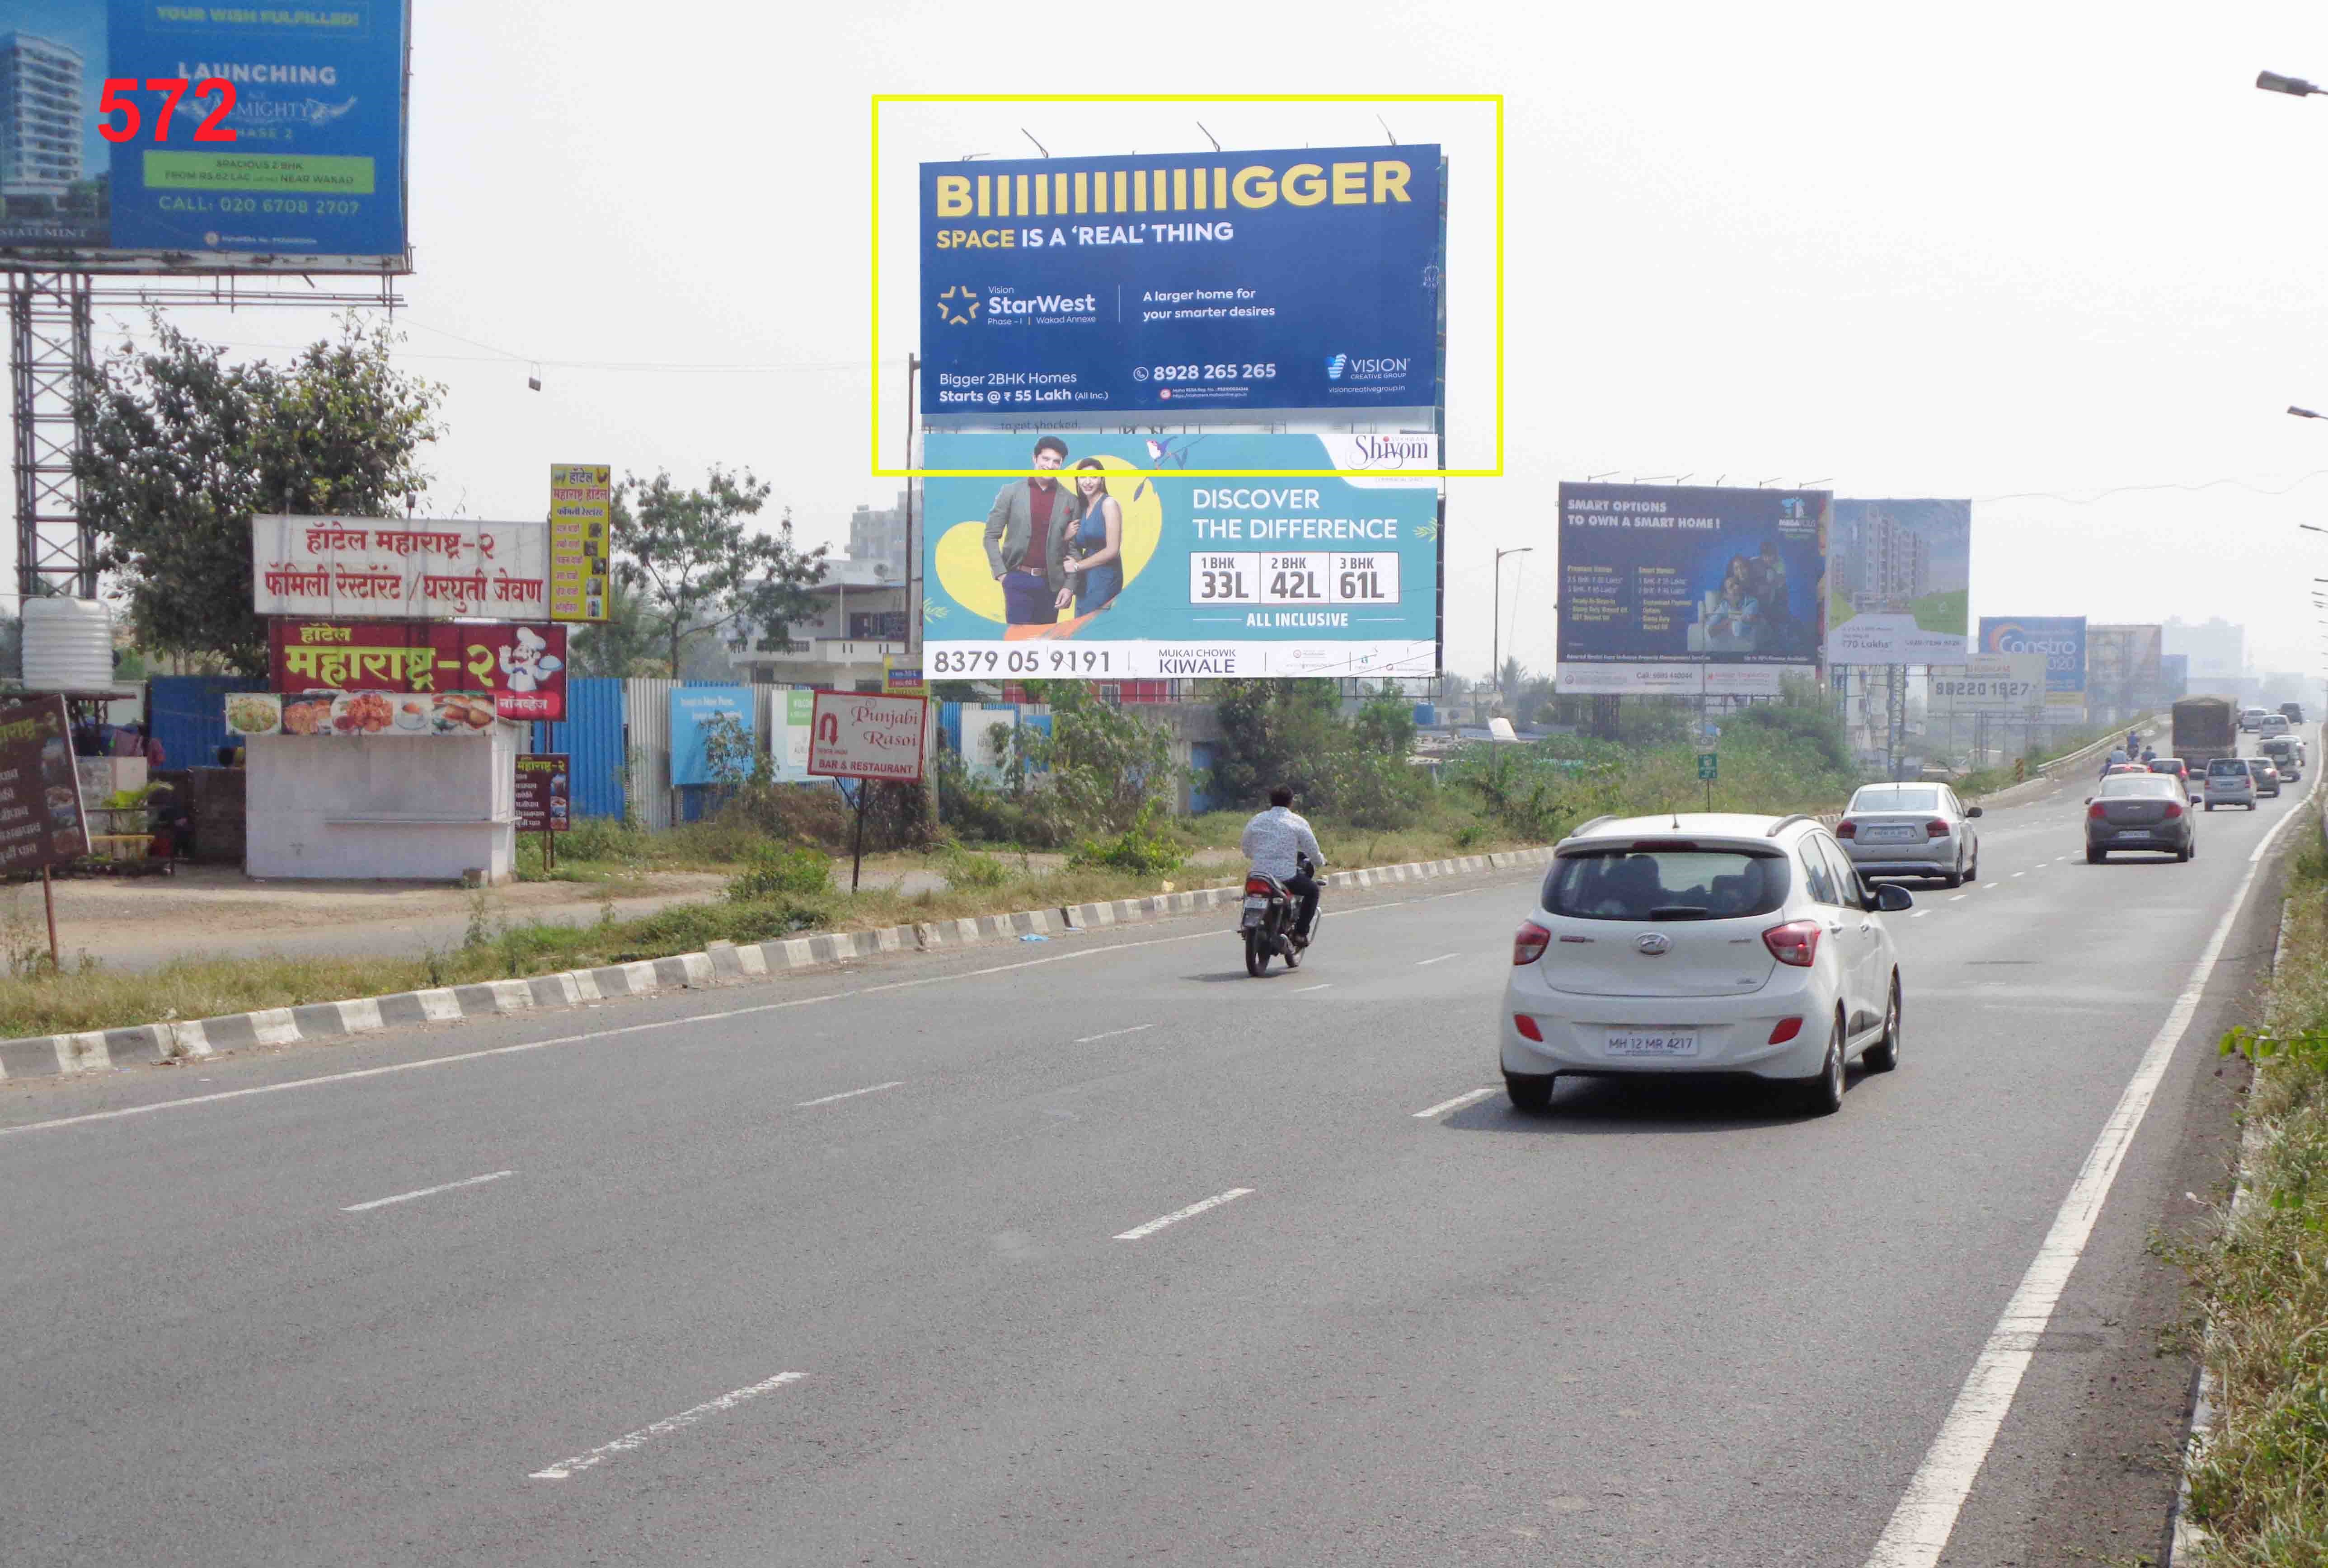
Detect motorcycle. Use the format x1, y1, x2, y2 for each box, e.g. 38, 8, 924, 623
1240, 853, 1321, 977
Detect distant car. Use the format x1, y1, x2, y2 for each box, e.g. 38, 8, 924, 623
1836, 781, 1983, 888
2261, 736, 2303, 782
2242, 708, 2272, 732
2086, 774, 2196, 863
1501, 811, 1912, 1117
2205, 757, 2259, 810
2148, 757, 2197, 798
2280, 703, 2305, 725
2259, 714, 2291, 739
2104, 763, 2152, 776
2254, 758, 2283, 798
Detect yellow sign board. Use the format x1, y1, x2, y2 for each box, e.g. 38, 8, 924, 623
548, 463, 612, 622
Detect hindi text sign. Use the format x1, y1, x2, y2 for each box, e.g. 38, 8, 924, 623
253, 516, 553, 623
548, 464, 612, 623
0, 697, 89, 874
269, 621, 568, 719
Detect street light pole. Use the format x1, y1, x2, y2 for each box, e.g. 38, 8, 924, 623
1492, 546, 1534, 716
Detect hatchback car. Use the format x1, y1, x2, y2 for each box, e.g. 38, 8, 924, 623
2242, 707, 2272, 732
2147, 756, 2195, 795
2204, 757, 2258, 810
1835, 782, 1982, 887
1502, 812, 1911, 1118
2085, 774, 2195, 862
2262, 736, 2308, 780
2260, 713, 2291, 739
2254, 758, 2283, 798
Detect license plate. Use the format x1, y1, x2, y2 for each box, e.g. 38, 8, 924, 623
1863, 826, 1917, 843
1605, 1029, 1700, 1058
1243, 895, 1268, 910
2114, 829, 2152, 840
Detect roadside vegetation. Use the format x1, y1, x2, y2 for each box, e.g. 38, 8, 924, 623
2181, 817, 2328, 1562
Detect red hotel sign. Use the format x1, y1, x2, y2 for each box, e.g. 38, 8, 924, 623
268, 620, 570, 721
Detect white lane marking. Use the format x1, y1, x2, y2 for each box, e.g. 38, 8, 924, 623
0, 878, 1528, 1141
1982, 883, 2000, 889
1290, 983, 1332, 993
793, 1080, 904, 1109
1114, 1187, 1254, 1240
2011, 872, 2025, 878
341, 1169, 512, 1213
1863, 772, 2317, 1567
529, 1370, 806, 1480
1910, 910, 1929, 918
1949, 894, 1969, 903
1075, 1024, 1155, 1044
1415, 952, 1463, 966
1413, 1086, 1500, 1119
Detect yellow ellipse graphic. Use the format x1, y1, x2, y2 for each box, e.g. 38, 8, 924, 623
934, 459, 1165, 626
934, 521, 1005, 623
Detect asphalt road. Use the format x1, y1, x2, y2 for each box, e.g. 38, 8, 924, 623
1, 749, 2309, 1567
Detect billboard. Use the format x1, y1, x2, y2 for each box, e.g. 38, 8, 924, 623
1826, 498, 1970, 664
2088, 623, 2164, 716
669, 687, 753, 788
919, 147, 1441, 417
514, 755, 569, 834
1929, 652, 2045, 713
0, 3, 410, 272
807, 691, 929, 783
1978, 616, 2086, 719
268, 620, 568, 721
253, 517, 558, 622
1555, 483, 1828, 695
0, 696, 88, 871
547, 464, 611, 622
922, 431, 1439, 680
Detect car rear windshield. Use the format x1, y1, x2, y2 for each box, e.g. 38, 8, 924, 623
1543, 849, 1790, 922
2147, 759, 2183, 771
2099, 777, 2177, 797
1849, 786, 1940, 813
2208, 759, 2248, 776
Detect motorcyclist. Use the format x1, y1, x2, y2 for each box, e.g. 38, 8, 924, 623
2099, 746, 2130, 780
1241, 785, 1325, 946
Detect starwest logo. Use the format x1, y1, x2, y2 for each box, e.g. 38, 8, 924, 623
1325, 354, 1347, 381
934, 285, 979, 326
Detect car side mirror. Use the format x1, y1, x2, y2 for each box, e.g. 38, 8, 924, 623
1965, 805, 1983, 818
1875, 884, 1914, 912
2084, 796, 2093, 805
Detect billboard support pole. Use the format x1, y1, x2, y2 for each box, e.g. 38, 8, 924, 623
9, 271, 96, 600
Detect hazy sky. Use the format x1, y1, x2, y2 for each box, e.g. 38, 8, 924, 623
25, 0, 2328, 681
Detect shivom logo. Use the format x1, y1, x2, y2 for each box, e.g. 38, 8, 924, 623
934, 285, 979, 325
1325, 354, 1347, 381
1352, 435, 1434, 465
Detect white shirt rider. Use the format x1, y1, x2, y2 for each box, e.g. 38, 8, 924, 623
1242, 801, 1324, 881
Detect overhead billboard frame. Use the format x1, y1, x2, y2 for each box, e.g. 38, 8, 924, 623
874, 92, 1502, 480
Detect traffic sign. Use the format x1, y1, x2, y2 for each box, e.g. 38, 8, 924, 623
1696, 753, 1718, 782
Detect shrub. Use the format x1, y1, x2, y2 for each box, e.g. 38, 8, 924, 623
933, 841, 1011, 889
1067, 801, 1186, 876
727, 843, 833, 900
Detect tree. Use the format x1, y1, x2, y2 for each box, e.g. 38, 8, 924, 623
75, 313, 442, 672
565, 576, 669, 679
1206, 679, 1349, 806
613, 468, 826, 678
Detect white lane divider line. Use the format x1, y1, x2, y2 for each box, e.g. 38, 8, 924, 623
1949, 894, 1969, 903
1415, 952, 1463, 966
529, 1370, 806, 1480
2011, 871, 2025, 878
1982, 883, 2000, 889
793, 1080, 904, 1109
341, 1169, 512, 1213
1413, 1086, 1500, 1119
1290, 983, 1332, 993
1863, 770, 2318, 1568
1075, 1024, 1155, 1044
1113, 1187, 1255, 1241
1910, 910, 1929, 918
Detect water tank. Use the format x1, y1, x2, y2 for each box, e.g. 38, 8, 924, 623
1411, 702, 1436, 728
22, 597, 117, 693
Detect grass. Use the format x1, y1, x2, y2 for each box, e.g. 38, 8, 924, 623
2177, 820, 2328, 1562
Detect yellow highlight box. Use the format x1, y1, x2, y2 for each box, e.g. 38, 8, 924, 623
873, 94, 1502, 481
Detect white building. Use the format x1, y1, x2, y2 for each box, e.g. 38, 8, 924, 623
728, 556, 906, 691
1, 33, 83, 201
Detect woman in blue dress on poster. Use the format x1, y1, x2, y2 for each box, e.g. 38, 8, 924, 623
1063, 458, 1125, 615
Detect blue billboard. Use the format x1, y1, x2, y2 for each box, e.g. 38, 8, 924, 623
919, 147, 1441, 417
670, 687, 755, 789
922, 431, 1440, 679
1978, 616, 2086, 716
1555, 483, 1829, 695
0, 2, 409, 271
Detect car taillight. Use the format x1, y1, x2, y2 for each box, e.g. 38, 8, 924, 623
1513, 922, 1551, 966
2164, 800, 2184, 818
2089, 802, 2108, 819
1835, 819, 1857, 839
1514, 1015, 1544, 1041
1768, 1016, 1804, 1044
1925, 819, 1949, 838
1244, 875, 1275, 896
1763, 920, 1821, 967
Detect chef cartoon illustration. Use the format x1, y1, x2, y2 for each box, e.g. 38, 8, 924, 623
498, 627, 565, 692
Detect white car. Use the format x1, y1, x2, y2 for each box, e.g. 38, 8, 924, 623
1835, 782, 1982, 887
1501, 812, 1911, 1118
2259, 713, 2291, 739
2241, 708, 2272, 732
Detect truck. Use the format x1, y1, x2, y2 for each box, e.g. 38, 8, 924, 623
2172, 695, 2239, 770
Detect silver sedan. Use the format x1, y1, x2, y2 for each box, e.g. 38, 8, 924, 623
1836, 782, 1983, 887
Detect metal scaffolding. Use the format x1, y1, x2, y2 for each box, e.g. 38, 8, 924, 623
9, 271, 94, 599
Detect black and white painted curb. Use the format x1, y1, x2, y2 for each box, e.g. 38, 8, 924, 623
0, 847, 1557, 1087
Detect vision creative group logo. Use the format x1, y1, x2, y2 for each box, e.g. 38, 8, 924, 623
1324, 353, 1347, 381
934, 285, 980, 326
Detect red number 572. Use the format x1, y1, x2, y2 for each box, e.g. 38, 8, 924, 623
97, 78, 237, 144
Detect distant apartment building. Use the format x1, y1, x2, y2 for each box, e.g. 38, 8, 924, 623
848, 489, 911, 580
2163, 616, 2244, 685
0, 33, 83, 201
1844, 507, 1930, 613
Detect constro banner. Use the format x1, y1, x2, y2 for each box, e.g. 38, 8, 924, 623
1, 2, 411, 271
1929, 652, 2045, 713
922, 432, 1440, 680
919, 146, 1441, 417
1978, 616, 2086, 719
1556, 482, 1828, 695
1826, 498, 1970, 664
